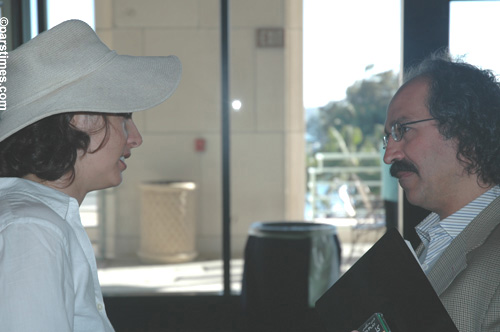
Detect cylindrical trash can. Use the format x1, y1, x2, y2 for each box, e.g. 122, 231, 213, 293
241, 221, 341, 331
138, 181, 197, 263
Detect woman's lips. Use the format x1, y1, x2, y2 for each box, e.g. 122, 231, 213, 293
119, 156, 127, 170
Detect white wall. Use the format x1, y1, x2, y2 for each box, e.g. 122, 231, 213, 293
95, 0, 305, 259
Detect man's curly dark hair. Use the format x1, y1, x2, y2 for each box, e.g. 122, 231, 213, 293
404, 51, 500, 186
0, 112, 112, 183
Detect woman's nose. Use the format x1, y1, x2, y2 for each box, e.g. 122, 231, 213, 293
127, 120, 143, 148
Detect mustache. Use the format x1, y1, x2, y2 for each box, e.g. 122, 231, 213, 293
390, 160, 419, 177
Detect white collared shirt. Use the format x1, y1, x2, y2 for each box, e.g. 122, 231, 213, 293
0, 178, 114, 332
415, 185, 500, 273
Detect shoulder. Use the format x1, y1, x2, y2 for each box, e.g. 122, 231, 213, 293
0, 179, 74, 240
467, 221, 500, 263
466, 198, 500, 256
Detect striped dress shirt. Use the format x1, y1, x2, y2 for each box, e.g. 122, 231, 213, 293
415, 185, 500, 274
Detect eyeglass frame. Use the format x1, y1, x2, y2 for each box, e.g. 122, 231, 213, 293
382, 118, 435, 149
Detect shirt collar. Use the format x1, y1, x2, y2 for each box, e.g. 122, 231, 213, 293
416, 185, 500, 243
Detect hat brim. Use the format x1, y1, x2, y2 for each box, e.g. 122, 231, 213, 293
0, 54, 181, 142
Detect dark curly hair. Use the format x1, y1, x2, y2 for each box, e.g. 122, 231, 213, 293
0, 112, 123, 183
404, 51, 500, 186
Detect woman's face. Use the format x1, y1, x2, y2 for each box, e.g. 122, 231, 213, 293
72, 113, 143, 194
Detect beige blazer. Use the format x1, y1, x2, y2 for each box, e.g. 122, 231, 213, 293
416, 195, 500, 332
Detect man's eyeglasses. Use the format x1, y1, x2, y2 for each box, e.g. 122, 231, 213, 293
382, 118, 435, 149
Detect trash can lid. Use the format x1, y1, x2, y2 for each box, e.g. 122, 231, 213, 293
249, 221, 337, 239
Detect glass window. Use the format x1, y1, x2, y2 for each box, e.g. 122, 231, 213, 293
40, 0, 232, 296
46, 0, 94, 29
31, 0, 403, 297
450, 1, 500, 74
304, 0, 401, 268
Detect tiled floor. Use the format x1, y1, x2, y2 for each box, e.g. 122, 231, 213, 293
97, 242, 375, 296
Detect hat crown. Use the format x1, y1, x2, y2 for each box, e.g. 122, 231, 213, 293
0, 19, 181, 143
5, 20, 114, 115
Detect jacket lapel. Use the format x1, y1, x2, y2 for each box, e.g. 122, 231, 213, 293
423, 195, 500, 296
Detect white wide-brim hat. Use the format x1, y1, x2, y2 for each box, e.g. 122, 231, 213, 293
1, 19, 182, 142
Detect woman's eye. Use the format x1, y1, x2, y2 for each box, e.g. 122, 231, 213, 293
117, 112, 133, 119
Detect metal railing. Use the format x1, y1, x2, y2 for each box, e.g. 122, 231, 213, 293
307, 152, 383, 220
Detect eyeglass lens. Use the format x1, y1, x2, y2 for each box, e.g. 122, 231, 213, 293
392, 122, 403, 141
382, 122, 402, 148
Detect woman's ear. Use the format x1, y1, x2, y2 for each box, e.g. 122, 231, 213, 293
70, 113, 105, 133
71, 113, 109, 153
70, 113, 87, 130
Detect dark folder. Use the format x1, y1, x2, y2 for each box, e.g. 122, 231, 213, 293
315, 228, 458, 332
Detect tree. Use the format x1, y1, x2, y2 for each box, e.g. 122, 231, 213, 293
310, 69, 400, 154
306, 70, 400, 218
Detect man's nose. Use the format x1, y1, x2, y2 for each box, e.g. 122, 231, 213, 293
383, 137, 403, 164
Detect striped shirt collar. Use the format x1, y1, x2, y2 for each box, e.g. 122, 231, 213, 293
416, 185, 500, 273
417, 185, 500, 242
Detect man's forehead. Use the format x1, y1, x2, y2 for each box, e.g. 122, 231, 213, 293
385, 78, 431, 125
385, 115, 412, 129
